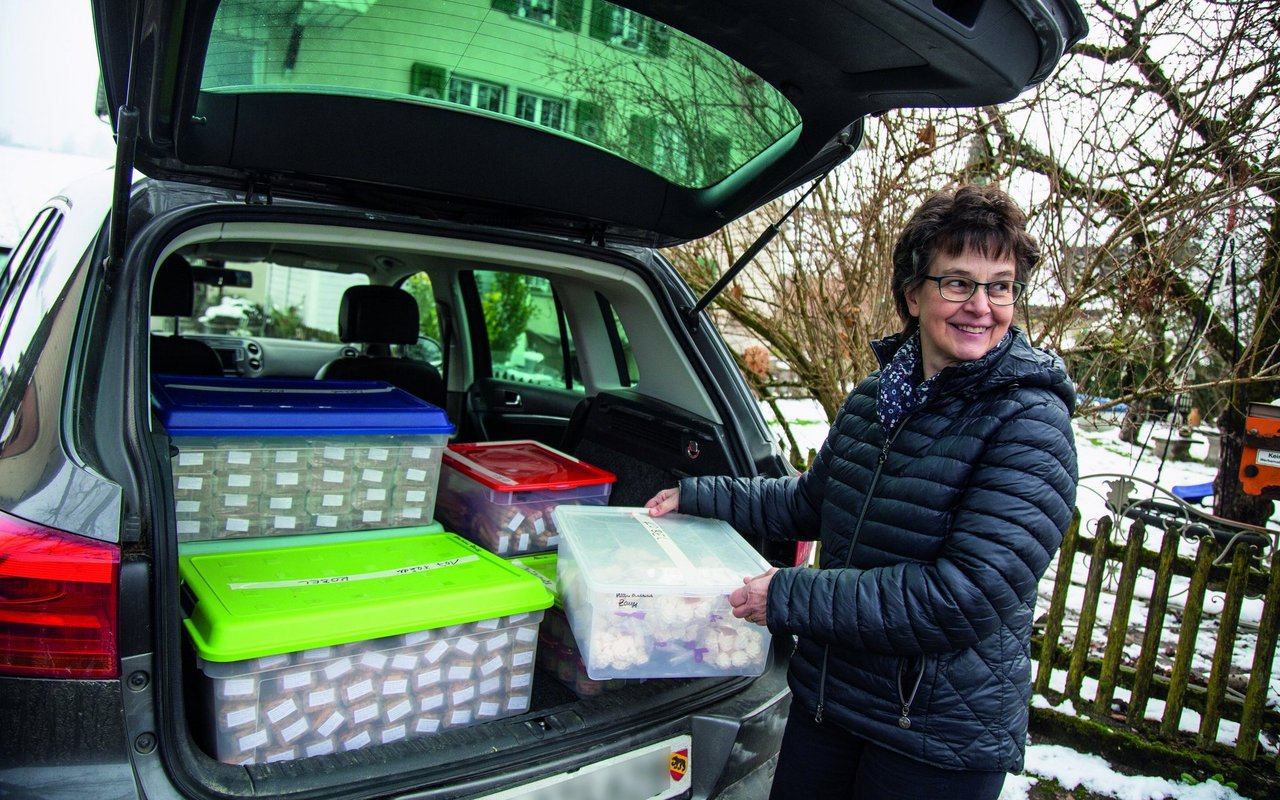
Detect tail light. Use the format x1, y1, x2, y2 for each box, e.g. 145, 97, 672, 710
793, 541, 815, 567
0, 510, 120, 678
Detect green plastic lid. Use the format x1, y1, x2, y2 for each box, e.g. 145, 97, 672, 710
507, 552, 559, 607
181, 532, 553, 662
176, 522, 445, 557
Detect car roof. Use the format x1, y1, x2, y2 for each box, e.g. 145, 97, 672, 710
94, 0, 1085, 246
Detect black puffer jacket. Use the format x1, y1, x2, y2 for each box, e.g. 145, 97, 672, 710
679, 329, 1077, 773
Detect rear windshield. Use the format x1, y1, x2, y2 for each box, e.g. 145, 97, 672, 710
203, 0, 800, 188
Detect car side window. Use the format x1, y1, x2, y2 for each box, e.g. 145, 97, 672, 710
473, 270, 582, 390
0, 209, 61, 355
0, 209, 56, 314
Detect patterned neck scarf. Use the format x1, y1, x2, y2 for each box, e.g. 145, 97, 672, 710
877, 331, 936, 433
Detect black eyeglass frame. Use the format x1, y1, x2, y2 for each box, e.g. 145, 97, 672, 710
921, 275, 1025, 306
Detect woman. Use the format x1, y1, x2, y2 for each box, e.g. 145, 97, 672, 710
646, 185, 1077, 799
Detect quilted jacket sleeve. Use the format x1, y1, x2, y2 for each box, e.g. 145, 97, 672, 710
766, 391, 1077, 654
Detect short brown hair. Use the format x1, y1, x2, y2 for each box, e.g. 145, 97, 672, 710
890, 185, 1039, 330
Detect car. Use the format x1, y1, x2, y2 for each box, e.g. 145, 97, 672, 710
0, 1, 1086, 798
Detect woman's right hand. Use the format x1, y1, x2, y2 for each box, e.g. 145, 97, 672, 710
644, 487, 680, 517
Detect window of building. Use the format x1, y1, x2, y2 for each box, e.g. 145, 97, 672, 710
448, 76, 507, 114
516, 91, 567, 131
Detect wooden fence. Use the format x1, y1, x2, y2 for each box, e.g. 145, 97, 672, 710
1032, 473, 1280, 773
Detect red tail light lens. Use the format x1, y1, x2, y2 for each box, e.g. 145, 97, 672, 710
0, 510, 119, 678
793, 540, 815, 567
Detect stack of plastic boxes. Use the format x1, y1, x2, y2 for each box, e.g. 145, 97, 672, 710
152, 376, 454, 541
508, 553, 634, 697
434, 440, 615, 556
554, 506, 773, 680
180, 532, 553, 764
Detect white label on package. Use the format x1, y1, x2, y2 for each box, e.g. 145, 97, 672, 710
448, 665, 473, 681
1258, 449, 1280, 467
415, 718, 441, 734
323, 445, 346, 461
383, 677, 408, 696
302, 647, 335, 661
274, 450, 300, 465
343, 730, 372, 751
449, 709, 473, 725
633, 512, 701, 582
238, 729, 270, 752
423, 641, 449, 664
227, 450, 252, 466
267, 698, 298, 724
365, 488, 387, 502
306, 739, 335, 758
485, 631, 510, 651
361, 468, 385, 484
516, 533, 531, 551
451, 685, 476, 705
281, 717, 309, 743
273, 515, 298, 530
224, 493, 249, 508
534, 516, 546, 534
516, 627, 537, 643
362, 509, 384, 523
316, 710, 344, 736
386, 699, 412, 722
322, 469, 344, 484
177, 520, 201, 536
222, 677, 256, 697
416, 668, 442, 689
323, 658, 353, 680
227, 473, 252, 488
405, 468, 427, 482
176, 500, 200, 514
315, 514, 340, 528
479, 676, 501, 695
275, 471, 300, 487
513, 650, 534, 667
281, 671, 312, 691
510, 672, 531, 689
391, 654, 417, 670
406, 489, 427, 502
177, 451, 205, 467
269, 496, 294, 510
506, 512, 526, 531
381, 724, 407, 744
478, 700, 500, 717
224, 706, 257, 728
352, 703, 379, 724
455, 637, 480, 656
360, 652, 388, 670
402, 630, 432, 646
177, 476, 204, 491
225, 517, 251, 533
480, 656, 504, 677
402, 508, 423, 520
256, 654, 290, 670
265, 748, 296, 763
346, 679, 374, 702
411, 446, 433, 459
507, 695, 530, 711
420, 692, 444, 711
368, 447, 392, 462
308, 687, 337, 708
227, 555, 481, 590
321, 493, 343, 508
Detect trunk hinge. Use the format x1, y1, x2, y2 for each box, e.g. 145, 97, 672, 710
245, 177, 274, 205
682, 133, 856, 332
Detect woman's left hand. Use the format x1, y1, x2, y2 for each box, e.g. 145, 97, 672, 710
728, 568, 778, 627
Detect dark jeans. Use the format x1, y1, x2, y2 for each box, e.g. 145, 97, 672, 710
767, 709, 1007, 800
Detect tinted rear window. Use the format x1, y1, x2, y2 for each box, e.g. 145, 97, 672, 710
203, 0, 800, 188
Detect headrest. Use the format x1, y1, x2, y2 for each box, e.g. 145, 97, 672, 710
338, 285, 420, 345
151, 254, 196, 317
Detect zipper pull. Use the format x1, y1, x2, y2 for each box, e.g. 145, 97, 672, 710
814, 703, 824, 724
898, 704, 911, 729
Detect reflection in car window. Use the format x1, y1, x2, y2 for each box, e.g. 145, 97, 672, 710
150, 259, 367, 343
475, 270, 581, 390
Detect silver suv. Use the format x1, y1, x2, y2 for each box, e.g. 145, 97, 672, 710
0, 1, 1084, 798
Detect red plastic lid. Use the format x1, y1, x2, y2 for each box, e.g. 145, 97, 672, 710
443, 440, 616, 492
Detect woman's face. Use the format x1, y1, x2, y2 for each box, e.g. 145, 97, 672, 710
904, 249, 1017, 378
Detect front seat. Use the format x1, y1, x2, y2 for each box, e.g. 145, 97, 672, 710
316, 285, 446, 408
150, 254, 224, 376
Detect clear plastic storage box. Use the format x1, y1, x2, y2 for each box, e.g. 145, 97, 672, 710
153, 376, 454, 541
554, 507, 773, 680
180, 532, 552, 765
435, 440, 615, 555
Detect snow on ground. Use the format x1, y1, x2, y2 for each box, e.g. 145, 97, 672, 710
761, 399, 1272, 800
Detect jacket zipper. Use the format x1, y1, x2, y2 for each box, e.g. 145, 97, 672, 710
813, 416, 910, 724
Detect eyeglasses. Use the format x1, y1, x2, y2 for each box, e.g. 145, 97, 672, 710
922, 275, 1025, 306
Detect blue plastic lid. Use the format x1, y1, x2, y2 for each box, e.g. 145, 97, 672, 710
152, 375, 454, 436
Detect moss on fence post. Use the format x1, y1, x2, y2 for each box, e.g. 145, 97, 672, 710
1036, 507, 1080, 696
1201, 542, 1254, 744
1129, 524, 1181, 727
1068, 515, 1113, 702
1094, 516, 1147, 715
1162, 535, 1217, 738
1237, 544, 1280, 760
